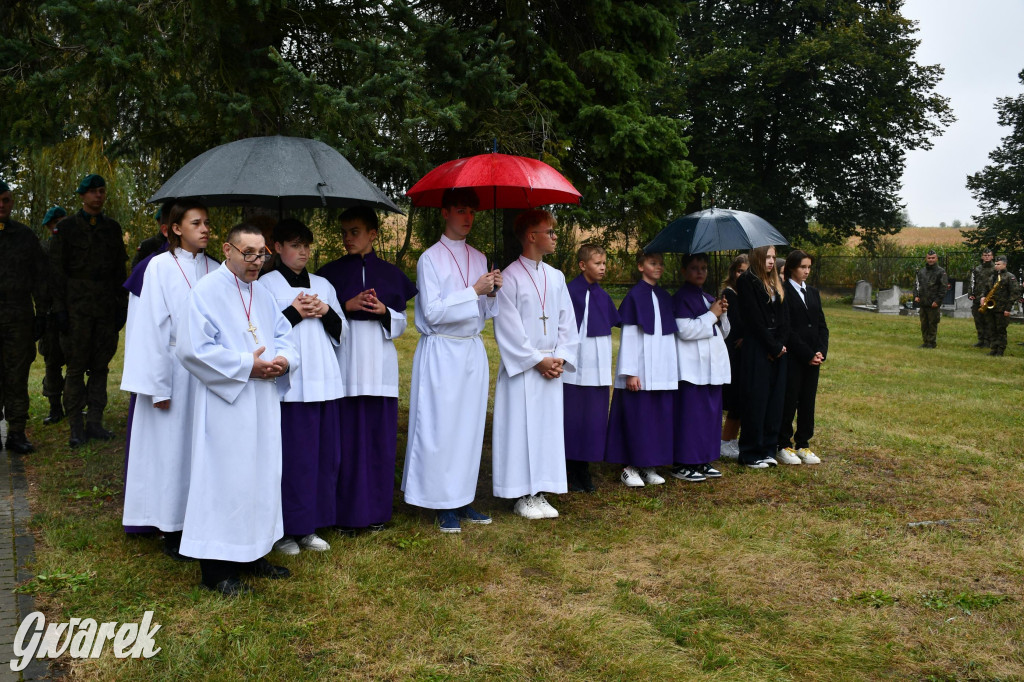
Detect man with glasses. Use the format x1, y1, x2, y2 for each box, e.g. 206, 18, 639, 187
174, 223, 299, 596
49, 174, 129, 447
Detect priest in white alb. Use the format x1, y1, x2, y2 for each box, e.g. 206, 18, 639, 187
401, 188, 502, 534
492, 209, 579, 520
175, 223, 299, 596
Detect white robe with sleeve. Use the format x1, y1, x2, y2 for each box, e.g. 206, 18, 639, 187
259, 270, 346, 402
614, 292, 679, 391
120, 249, 219, 531
675, 304, 732, 386
401, 235, 497, 509
561, 290, 613, 387
175, 263, 300, 562
492, 258, 579, 498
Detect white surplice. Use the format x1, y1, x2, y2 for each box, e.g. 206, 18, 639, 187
120, 249, 219, 531
259, 270, 346, 402
175, 263, 299, 562
401, 235, 497, 509
675, 303, 731, 386
492, 258, 579, 498
562, 290, 613, 387
614, 292, 678, 391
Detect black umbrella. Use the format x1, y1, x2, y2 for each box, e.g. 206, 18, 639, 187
148, 135, 401, 214
645, 207, 788, 253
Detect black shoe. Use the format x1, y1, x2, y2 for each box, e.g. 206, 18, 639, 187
368, 523, 386, 533
567, 468, 585, 492
335, 527, 357, 538
918, 343, 929, 348
43, 399, 65, 425
68, 421, 87, 448
973, 341, 986, 348
988, 349, 1004, 356
581, 466, 597, 493
162, 535, 196, 563
85, 422, 115, 441
5, 431, 35, 454
243, 557, 291, 580
204, 577, 252, 597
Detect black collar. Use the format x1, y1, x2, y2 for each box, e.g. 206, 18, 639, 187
276, 261, 310, 288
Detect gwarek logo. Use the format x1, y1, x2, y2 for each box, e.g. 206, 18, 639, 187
9, 611, 161, 672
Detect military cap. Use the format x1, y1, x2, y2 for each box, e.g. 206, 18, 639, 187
75, 174, 106, 194
154, 208, 162, 222
42, 206, 67, 225
926, 249, 937, 256
0, 179, 10, 194
982, 247, 993, 255
995, 255, 1008, 263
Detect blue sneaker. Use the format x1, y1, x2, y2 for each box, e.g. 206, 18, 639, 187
457, 505, 492, 525
437, 510, 461, 534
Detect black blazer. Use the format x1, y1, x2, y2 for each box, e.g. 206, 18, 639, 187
782, 279, 829, 363
737, 270, 790, 357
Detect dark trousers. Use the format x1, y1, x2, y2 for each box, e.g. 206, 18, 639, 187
60, 313, 120, 422
738, 338, 787, 463
778, 360, 819, 450
991, 314, 1010, 352
0, 313, 37, 432
200, 559, 245, 587
38, 326, 66, 399
919, 306, 940, 346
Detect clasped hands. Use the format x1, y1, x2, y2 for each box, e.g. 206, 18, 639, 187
292, 291, 329, 319
345, 288, 386, 316
251, 346, 289, 379
535, 356, 565, 380
473, 269, 503, 297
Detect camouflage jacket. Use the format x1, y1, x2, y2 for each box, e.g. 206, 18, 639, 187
969, 261, 997, 299
989, 271, 1021, 313
48, 210, 128, 316
915, 264, 948, 307
0, 218, 48, 313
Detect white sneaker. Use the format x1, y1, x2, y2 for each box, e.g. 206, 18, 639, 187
796, 448, 821, 464
535, 493, 559, 518
513, 495, 545, 520
720, 440, 739, 459
621, 466, 645, 487
273, 537, 300, 555
776, 447, 802, 465
639, 467, 665, 485
763, 456, 778, 467
298, 533, 331, 551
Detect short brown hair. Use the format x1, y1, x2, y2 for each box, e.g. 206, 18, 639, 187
636, 250, 662, 267
784, 249, 811, 275
166, 200, 208, 251
441, 188, 480, 210
514, 209, 554, 243
576, 243, 606, 265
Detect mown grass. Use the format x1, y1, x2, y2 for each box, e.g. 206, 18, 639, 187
14, 302, 1024, 680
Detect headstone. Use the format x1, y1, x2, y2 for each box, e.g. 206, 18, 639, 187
876, 285, 901, 314
951, 294, 973, 319
853, 280, 872, 306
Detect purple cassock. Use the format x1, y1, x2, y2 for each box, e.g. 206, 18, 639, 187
672, 283, 723, 467
122, 246, 168, 535
281, 400, 342, 534
317, 251, 417, 528
563, 275, 619, 463
604, 281, 677, 468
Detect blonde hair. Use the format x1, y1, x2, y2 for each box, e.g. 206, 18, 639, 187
576, 243, 606, 265
514, 209, 555, 243
748, 246, 784, 301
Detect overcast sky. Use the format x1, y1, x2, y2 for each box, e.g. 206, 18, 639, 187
899, 0, 1024, 227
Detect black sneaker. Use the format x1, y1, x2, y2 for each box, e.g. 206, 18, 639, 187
670, 466, 706, 482
701, 464, 722, 478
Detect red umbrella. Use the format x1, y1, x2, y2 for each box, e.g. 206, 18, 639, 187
406, 153, 581, 209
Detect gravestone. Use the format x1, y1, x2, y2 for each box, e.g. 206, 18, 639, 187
951, 294, 973, 319
853, 280, 872, 306
876, 285, 901, 314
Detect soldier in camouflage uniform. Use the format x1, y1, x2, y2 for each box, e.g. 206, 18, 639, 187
130, 202, 170, 268
0, 180, 49, 454
38, 206, 68, 425
50, 174, 129, 447
913, 250, 948, 349
967, 248, 997, 348
983, 255, 1021, 356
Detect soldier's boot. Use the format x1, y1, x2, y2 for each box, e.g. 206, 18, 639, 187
85, 421, 115, 441
973, 341, 986, 348
43, 397, 65, 425
988, 348, 1004, 356
68, 415, 87, 449
5, 431, 35, 454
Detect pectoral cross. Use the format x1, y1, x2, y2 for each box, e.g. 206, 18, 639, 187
539, 313, 549, 335
247, 321, 259, 344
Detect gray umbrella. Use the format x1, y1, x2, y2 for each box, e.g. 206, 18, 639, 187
644, 207, 788, 253
148, 135, 401, 213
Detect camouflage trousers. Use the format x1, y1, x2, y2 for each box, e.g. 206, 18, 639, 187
0, 311, 37, 431
991, 314, 1010, 353
972, 303, 995, 345
60, 313, 121, 424
919, 306, 941, 346
38, 324, 65, 399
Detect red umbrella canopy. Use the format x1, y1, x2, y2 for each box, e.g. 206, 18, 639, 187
406, 153, 581, 209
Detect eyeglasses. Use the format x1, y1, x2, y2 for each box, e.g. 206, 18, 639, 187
531, 229, 557, 237
227, 242, 272, 263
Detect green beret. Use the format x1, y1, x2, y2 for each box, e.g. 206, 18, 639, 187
43, 206, 67, 225
76, 174, 106, 194
0, 179, 10, 194
154, 208, 162, 222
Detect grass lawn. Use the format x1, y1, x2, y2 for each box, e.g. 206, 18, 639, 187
14, 301, 1024, 680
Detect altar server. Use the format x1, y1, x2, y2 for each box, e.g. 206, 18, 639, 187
493, 210, 579, 519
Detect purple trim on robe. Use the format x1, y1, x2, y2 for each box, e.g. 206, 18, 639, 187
317, 250, 417, 321
336, 396, 398, 528
618, 281, 675, 336
673, 381, 722, 466
604, 389, 675, 467
122, 243, 169, 296
281, 400, 342, 535
673, 283, 718, 336
563, 384, 611, 462
123, 393, 158, 534
567, 275, 620, 336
